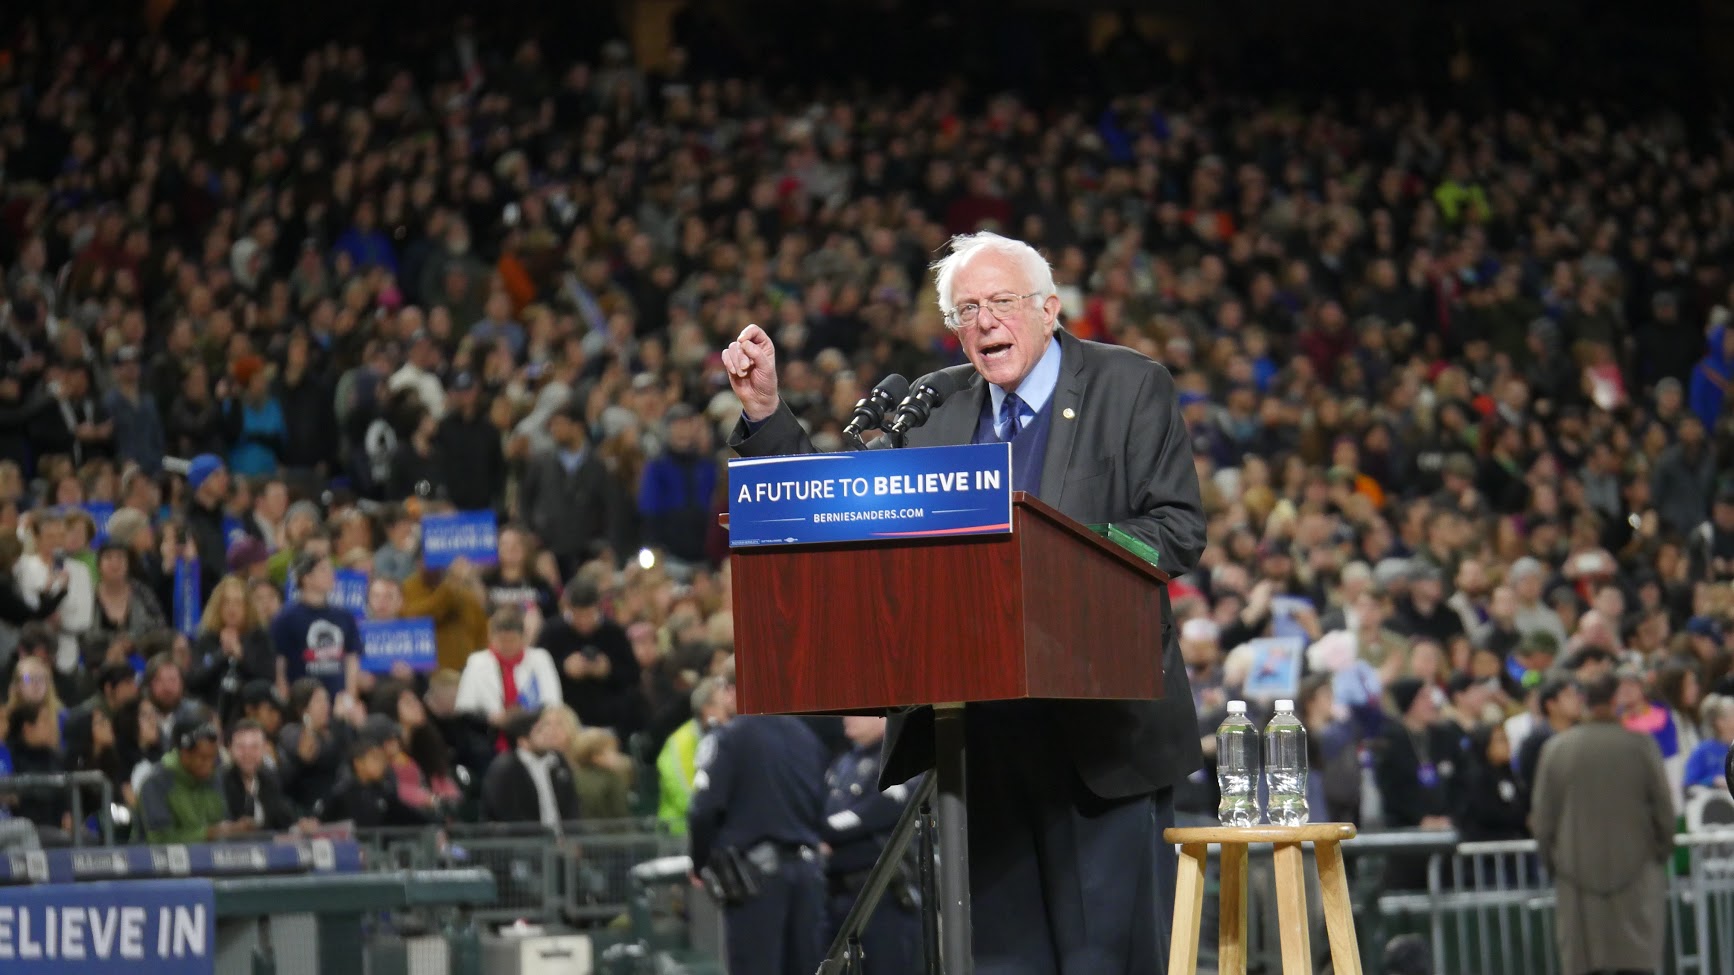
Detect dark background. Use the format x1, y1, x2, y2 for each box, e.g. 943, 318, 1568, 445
10, 0, 1723, 118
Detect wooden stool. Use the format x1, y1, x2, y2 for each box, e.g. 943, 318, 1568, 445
1165, 823, 1361, 975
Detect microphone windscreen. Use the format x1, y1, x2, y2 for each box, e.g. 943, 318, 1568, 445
913, 369, 960, 404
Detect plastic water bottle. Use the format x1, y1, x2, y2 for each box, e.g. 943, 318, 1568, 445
1265, 699, 1310, 826
1217, 701, 1259, 827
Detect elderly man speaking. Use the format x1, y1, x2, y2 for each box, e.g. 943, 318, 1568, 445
723, 231, 1206, 973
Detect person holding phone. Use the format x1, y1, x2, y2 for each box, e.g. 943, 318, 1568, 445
14, 510, 89, 674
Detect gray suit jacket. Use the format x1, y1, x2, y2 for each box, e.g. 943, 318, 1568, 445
729, 328, 1207, 799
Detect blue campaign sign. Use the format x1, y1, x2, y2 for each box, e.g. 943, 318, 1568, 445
333, 569, 370, 619
0, 878, 215, 974
421, 511, 498, 569
81, 503, 114, 546
171, 558, 201, 637
220, 516, 247, 548
359, 618, 438, 673
727, 443, 1014, 548
285, 569, 367, 619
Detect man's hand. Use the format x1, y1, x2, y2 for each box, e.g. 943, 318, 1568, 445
572, 648, 599, 680
1420, 815, 1453, 831
208, 818, 258, 841
564, 652, 610, 681
721, 324, 780, 422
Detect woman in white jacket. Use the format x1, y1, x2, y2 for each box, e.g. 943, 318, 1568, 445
15, 510, 91, 674
454, 605, 563, 729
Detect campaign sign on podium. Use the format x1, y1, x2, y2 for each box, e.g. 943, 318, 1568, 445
727, 442, 1014, 548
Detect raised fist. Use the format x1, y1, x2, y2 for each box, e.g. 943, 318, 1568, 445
721, 324, 780, 422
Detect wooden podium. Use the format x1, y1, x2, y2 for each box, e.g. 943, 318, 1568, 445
727, 492, 1171, 974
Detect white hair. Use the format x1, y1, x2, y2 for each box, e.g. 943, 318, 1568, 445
1701, 694, 1734, 739
931, 232, 1056, 319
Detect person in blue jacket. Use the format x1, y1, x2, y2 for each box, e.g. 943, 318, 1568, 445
688, 704, 829, 975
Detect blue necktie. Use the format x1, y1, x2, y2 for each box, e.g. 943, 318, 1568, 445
998, 393, 1023, 442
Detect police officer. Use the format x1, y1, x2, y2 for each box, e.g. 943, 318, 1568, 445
821, 716, 923, 975
688, 702, 830, 975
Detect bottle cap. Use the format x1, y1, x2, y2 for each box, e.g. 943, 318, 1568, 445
1226, 700, 1246, 714
1275, 699, 1294, 711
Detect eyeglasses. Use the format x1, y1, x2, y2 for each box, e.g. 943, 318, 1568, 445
946, 291, 1041, 328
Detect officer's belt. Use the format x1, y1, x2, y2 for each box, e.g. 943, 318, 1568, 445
744, 840, 816, 874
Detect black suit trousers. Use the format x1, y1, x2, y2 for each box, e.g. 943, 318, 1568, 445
965, 700, 1174, 975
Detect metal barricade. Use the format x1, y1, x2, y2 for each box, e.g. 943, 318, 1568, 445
0, 771, 116, 847
444, 823, 564, 925
1378, 837, 1558, 975
1673, 829, 1734, 975
356, 818, 684, 932
1370, 829, 1734, 975
355, 825, 446, 872
557, 818, 686, 924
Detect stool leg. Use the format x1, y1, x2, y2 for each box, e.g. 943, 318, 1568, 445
1272, 842, 1313, 975
1218, 843, 1248, 975
1314, 840, 1362, 975
1167, 842, 1207, 975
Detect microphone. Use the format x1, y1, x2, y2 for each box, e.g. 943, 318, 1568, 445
842, 373, 910, 442
887, 369, 963, 437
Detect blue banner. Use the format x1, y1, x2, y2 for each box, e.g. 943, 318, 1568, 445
421, 511, 498, 568
0, 878, 214, 973
333, 569, 369, 619
727, 443, 1014, 548
0, 841, 362, 887
220, 516, 247, 548
359, 618, 438, 674
288, 569, 369, 620
81, 503, 114, 546
172, 559, 200, 637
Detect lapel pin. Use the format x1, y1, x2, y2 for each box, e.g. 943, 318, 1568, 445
1063, 408, 1076, 419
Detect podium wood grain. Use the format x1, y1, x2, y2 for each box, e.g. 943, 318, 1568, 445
729, 493, 1169, 715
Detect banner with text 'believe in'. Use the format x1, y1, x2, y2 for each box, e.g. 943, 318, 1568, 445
359, 618, 438, 674
727, 443, 1013, 548
420, 511, 498, 569
0, 878, 215, 975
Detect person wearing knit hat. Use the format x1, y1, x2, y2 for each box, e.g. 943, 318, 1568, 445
1371, 675, 1453, 888
186, 454, 225, 495
183, 453, 231, 600
1388, 676, 1429, 718
226, 536, 271, 580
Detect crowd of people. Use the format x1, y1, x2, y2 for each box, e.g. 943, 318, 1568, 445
0, 9, 1732, 900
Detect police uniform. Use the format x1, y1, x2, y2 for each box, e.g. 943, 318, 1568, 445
688, 714, 829, 975
822, 744, 923, 975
